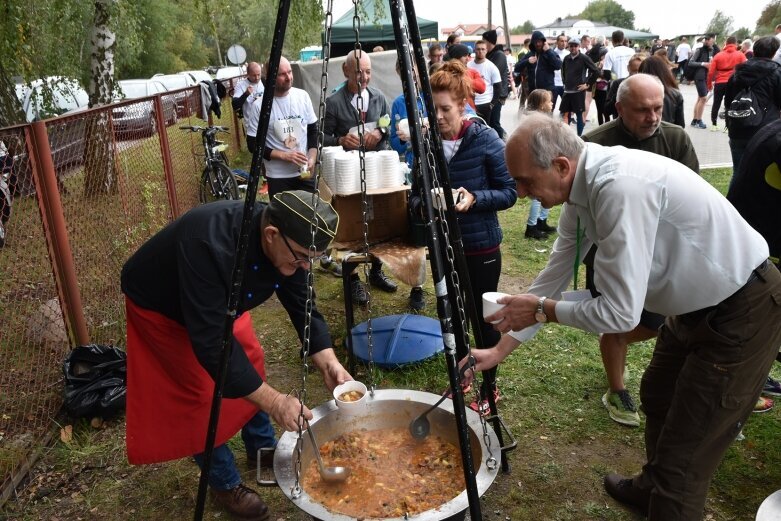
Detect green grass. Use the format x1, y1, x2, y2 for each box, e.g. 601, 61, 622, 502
4, 166, 781, 520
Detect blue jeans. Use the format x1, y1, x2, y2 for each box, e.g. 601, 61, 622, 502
551, 86, 564, 110
568, 111, 585, 136
526, 198, 549, 226
193, 410, 277, 490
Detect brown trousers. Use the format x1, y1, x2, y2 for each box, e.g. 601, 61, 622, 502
637, 261, 781, 520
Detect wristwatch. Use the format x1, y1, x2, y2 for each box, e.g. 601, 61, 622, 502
534, 296, 548, 323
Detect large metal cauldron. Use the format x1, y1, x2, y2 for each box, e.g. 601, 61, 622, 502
270, 389, 500, 521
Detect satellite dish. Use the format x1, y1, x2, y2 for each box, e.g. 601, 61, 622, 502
226, 44, 247, 65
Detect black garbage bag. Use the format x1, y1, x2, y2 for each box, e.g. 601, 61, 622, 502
62, 344, 127, 419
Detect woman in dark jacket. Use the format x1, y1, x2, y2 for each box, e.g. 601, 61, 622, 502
409, 60, 517, 412
639, 55, 686, 127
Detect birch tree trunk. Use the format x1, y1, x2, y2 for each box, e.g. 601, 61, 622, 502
84, 0, 118, 196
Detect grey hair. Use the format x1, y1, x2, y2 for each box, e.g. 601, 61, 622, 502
616, 73, 664, 103
595, 35, 605, 45
509, 112, 583, 168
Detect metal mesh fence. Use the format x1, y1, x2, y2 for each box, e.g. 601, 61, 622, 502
0, 76, 245, 498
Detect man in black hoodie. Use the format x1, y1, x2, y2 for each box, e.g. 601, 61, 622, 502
724, 35, 781, 177
483, 29, 509, 138
516, 31, 562, 97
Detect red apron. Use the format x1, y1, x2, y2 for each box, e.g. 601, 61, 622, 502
125, 297, 267, 465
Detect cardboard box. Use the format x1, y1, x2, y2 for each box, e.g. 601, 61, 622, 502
330, 185, 410, 244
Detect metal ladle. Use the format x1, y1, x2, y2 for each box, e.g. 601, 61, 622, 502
305, 420, 351, 483
409, 364, 473, 440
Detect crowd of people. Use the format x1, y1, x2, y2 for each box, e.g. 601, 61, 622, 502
119, 24, 781, 521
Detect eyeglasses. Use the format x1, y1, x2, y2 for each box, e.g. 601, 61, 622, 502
281, 234, 327, 266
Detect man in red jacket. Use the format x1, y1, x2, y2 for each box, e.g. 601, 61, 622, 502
707, 36, 746, 130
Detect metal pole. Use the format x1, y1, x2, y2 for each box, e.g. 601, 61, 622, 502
391, 2, 482, 519
487, 0, 492, 29
192, 0, 292, 519
153, 96, 179, 219
28, 122, 90, 346
403, 0, 510, 475
501, 0, 511, 50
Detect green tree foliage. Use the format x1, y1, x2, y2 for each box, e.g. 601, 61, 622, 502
1, 0, 325, 126
0, 1, 92, 125
511, 20, 535, 34
732, 27, 752, 41
578, 0, 635, 29
705, 10, 734, 39
755, 0, 781, 34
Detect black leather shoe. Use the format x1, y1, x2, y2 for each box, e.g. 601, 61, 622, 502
603, 474, 650, 515
369, 269, 398, 292
351, 278, 368, 305
408, 286, 425, 311
536, 218, 557, 234
524, 224, 548, 240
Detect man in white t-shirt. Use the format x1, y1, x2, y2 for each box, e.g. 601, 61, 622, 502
232, 62, 264, 150
602, 30, 636, 80
261, 56, 318, 198
467, 40, 503, 130
263, 56, 343, 278
675, 37, 691, 82
551, 35, 569, 110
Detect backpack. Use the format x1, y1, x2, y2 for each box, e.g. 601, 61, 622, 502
726, 83, 766, 132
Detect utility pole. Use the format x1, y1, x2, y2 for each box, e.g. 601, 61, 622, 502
487, 0, 492, 28
501, 0, 511, 50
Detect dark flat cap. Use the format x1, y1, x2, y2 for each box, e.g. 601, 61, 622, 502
483, 30, 498, 45
267, 190, 339, 251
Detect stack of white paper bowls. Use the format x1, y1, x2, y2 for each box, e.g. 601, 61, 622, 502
363, 152, 382, 190
320, 146, 343, 189
334, 152, 360, 194
378, 151, 400, 188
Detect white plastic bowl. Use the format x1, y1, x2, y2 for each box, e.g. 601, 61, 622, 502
332, 380, 368, 414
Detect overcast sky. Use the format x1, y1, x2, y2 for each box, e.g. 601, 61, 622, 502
328, 0, 766, 40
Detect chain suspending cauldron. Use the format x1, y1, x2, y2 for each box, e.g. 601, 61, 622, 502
259, 389, 501, 520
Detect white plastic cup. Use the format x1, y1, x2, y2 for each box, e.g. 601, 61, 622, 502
431, 188, 463, 210
397, 118, 410, 137
482, 292, 510, 324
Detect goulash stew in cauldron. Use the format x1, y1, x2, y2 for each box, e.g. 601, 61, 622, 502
305, 427, 465, 518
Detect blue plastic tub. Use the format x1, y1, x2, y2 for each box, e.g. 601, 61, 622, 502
350, 314, 444, 368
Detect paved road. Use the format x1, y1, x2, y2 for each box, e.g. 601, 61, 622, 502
499, 82, 732, 169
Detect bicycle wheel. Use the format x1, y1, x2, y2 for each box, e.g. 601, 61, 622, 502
199, 162, 239, 203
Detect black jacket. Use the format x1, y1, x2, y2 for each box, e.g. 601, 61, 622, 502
487, 44, 509, 99
727, 118, 781, 262
561, 52, 600, 91
121, 201, 332, 398
663, 89, 685, 128
724, 58, 781, 140
516, 31, 562, 91
689, 44, 720, 81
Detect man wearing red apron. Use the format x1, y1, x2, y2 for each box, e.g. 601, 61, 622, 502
121, 191, 350, 521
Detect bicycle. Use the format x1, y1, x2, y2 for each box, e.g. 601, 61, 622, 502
180, 125, 239, 203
